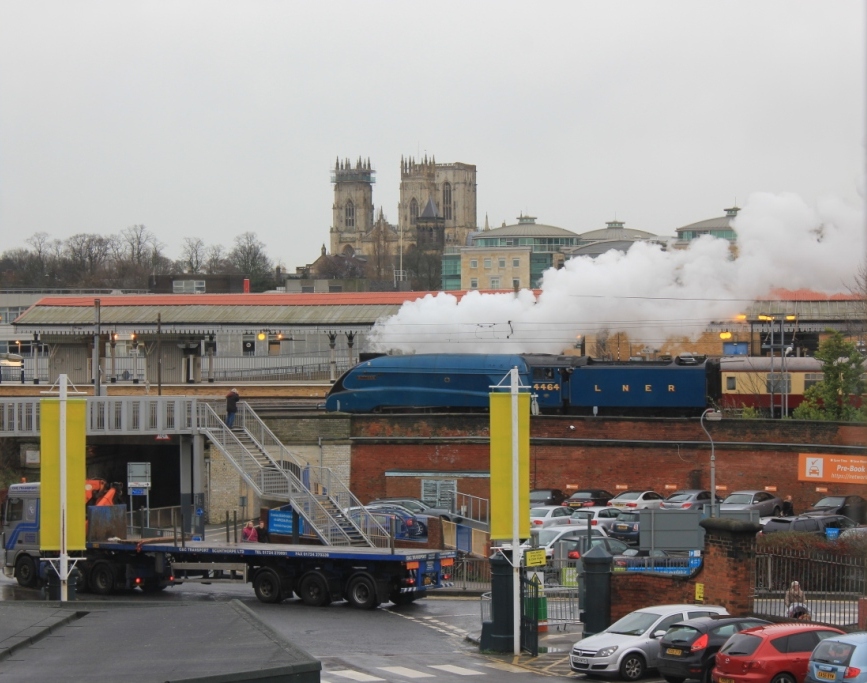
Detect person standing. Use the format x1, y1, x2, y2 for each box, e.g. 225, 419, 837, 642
784, 580, 805, 607
256, 519, 270, 544
242, 520, 258, 542
225, 388, 240, 429
782, 495, 795, 516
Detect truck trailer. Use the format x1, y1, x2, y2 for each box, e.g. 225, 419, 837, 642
2, 483, 455, 609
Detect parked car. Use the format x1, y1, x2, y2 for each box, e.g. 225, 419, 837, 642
361, 504, 424, 536
562, 535, 632, 559
806, 632, 867, 683
569, 506, 624, 532
803, 495, 867, 524
530, 505, 574, 528
367, 497, 458, 522
660, 489, 722, 512
348, 511, 413, 540
608, 490, 665, 510
761, 514, 857, 537
657, 615, 770, 683
570, 604, 729, 681
719, 490, 783, 517
527, 525, 607, 557
610, 511, 642, 545
562, 489, 615, 508
713, 623, 845, 683
530, 488, 567, 506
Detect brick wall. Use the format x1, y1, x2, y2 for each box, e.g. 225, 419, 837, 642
611, 518, 759, 620
206, 445, 260, 524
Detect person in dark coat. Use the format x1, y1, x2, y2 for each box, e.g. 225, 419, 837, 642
225, 388, 240, 428
782, 495, 795, 516
256, 519, 270, 543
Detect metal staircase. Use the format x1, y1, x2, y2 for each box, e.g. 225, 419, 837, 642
197, 402, 389, 548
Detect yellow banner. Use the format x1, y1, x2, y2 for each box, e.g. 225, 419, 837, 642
40, 399, 87, 551
489, 391, 530, 540
798, 453, 867, 484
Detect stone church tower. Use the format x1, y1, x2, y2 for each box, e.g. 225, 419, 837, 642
398, 156, 477, 247
330, 157, 375, 256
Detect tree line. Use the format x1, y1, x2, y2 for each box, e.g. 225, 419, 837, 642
0, 227, 276, 291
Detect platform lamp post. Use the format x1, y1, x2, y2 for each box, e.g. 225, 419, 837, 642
700, 408, 722, 517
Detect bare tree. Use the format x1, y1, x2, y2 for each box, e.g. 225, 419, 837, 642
180, 237, 206, 273
204, 244, 229, 274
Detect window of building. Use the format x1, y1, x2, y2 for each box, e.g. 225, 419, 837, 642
173, 280, 206, 294
484, 258, 492, 269
301, 286, 315, 293
512, 278, 520, 289
328, 284, 343, 293
512, 258, 520, 267
345, 200, 355, 228
443, 183, 452, 219
421, 479, 456, 510
410, 198, 419, 225
726, 376, 737, 391
470, 259, 478, 268
498, 258, 506, 268
268, 339, 282, 356
470, 278, 478, 289
490, 277, 500, 289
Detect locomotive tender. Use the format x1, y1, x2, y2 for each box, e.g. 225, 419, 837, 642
325, 353, 721, 416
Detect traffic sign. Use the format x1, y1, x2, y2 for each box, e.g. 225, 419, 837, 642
525, 549, 547, 567
195, 508, 204, 517
129, 487, 146, 496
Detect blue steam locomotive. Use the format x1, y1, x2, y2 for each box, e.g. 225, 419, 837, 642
324, 353, 722, 416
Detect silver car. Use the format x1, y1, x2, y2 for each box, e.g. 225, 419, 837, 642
570, 604, 728, 681
530, 505, 574, 528
720, 490, 783, 517
569, 506, 623, 533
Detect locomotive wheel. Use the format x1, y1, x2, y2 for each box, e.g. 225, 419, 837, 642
253, 568, 283, 604
346, 575, 379, 610
298, 572, 331, 607
15, 555, 37, 588
89, 562, 116, 595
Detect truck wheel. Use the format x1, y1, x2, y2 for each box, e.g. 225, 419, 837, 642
253, 569, 283, 604
89, 562, 116, 595
15, 555, 37, 588
346, 575, 379, 610
298, 572, 330, 607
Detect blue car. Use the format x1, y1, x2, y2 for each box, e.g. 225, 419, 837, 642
609, 511, 641, 545
806, 632, 867, 683
364, 504, 425, 536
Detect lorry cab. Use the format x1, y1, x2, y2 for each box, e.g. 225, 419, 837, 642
2, 482, 41, 587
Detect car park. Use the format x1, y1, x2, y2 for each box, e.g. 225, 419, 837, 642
562, 535, 631, 559
530, 505, 574, 528
713, 623, 845, 683
366, 497, 458, 522
805, 632, 867, 683
660, 490, 722, 512
563, 489, 615, 508
530, 488, 567, 506
719, 490, 783, 516
609, 490, 665, 510
570, 604, 728, 681
803, 495, 867, 524
569, 506, 624, 532
610, 511, 642, 545
657, 615, 769, 683
761, 514, 857, 537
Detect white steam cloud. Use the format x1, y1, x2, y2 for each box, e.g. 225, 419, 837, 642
367, 192, 865, 354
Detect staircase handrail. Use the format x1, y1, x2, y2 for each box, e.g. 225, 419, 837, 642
198, 402, 376, 546
236, 402, 391, 547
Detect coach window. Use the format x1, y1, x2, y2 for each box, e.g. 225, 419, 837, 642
766, 372, 791, 394
726, 376, 736, 391
804, 373, 822, 390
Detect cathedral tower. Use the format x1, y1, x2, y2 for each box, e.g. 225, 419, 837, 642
331, 157, 375, 256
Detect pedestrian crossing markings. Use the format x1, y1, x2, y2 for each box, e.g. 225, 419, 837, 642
323, 661, 526, 682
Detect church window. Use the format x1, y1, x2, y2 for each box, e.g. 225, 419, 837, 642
443, 183, 452, 219
410, 199, 419, 225
345, 200, 355, 228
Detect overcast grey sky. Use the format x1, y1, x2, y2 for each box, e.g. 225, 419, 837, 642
1, 1, 864, 272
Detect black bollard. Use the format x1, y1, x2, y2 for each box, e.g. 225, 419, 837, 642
581, 543, 613, 637
479, 550, 516, 652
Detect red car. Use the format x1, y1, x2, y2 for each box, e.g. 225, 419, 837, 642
713, 623, 845, 683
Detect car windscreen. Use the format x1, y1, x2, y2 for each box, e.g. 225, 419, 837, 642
536, 529, 573, 545
613, 492, 641, 501
618, 513, 640, 522
530, 492, 552, 501
719, 633, 762, 656
663, 625, 702, 645
571, 511, 593, 520
762, 520, 793, 533
665, 493, 693, 502
723, 494, 753, 505
606, 611, 661, 636
812, 497, 845, 508
530, 508, 552, 518
569, 492, 593, 500
397, 500, 425, 512
811, 639, 854, 666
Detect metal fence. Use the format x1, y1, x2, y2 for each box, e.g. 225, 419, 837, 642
753, 549, 867, 627
452, 555, 492, 592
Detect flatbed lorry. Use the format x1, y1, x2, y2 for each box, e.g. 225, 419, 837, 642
2, 483, 455, 608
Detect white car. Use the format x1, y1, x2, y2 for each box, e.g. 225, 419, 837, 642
529, 505, 574, 528
608, 490, 665, 510
496, 526, 608, 559
569, 506, 624, 533
570, 604, 729, 680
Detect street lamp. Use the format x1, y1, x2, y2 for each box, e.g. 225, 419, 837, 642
701, 408, 722, 517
